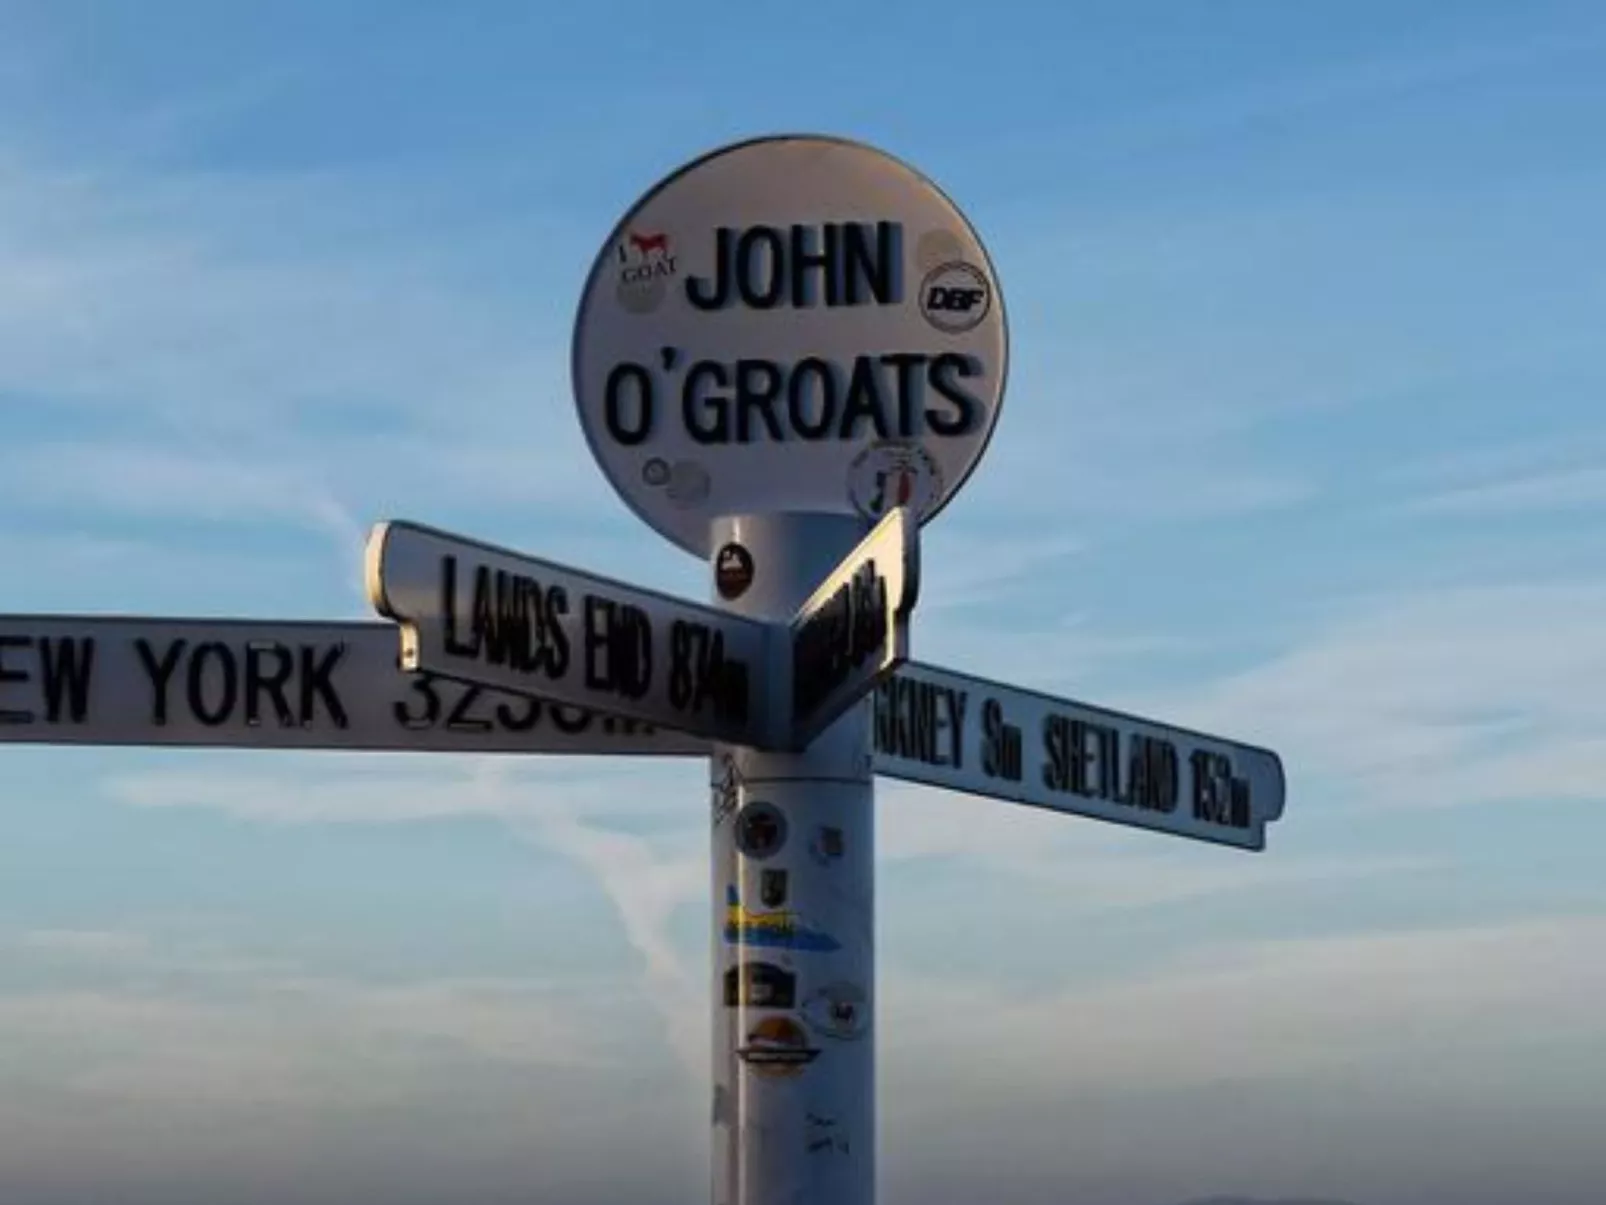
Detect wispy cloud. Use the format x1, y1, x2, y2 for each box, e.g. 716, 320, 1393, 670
106, 754, 712, 1084
1139, 577, 1606, 810
471, 756, 709, 1086
1401, 466, 1606, 518
0, 149, 560, 425
0, 925, 648, 1105
884, 911, 1606, 1105
881, 779, 1437, 906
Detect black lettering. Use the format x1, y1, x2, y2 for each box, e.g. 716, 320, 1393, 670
1229, 776, 1251, 828
243, 641, 295, 727
926, 352, 983, 436
495, 573, 529, 670
463, 570, 570, 680
787, 357, 837, 440
873, 678, 896, 756
0, 635, 32, 724
668, 621, 696, 710
911, 682, 937, 762
836, 356, 893, 440
883, 351, 925, 439
1154, 740, 1180, 813
1094, 724, 1119, 799
38, 637, 95, 724
582, 596, 652, 701
186, 642, 238, 727
299, 644, 349, 727
1069, 721, 1094, 796
843, 221, 901, 305
604, 362, 654, 446
789, 222, 837, 307
394, 675, 442, 729
1123, 736, 1149, 807
685, 226, 736, 310
980, 698, 1022, 782
875, 679, 969, 769
617, 606, 652, 699
672, 350, 984, 444
445, 685, 493, 732
669, 620, 748, 723
136, 638, 185, 726
552, 704, 601, 734
734, 359, 785, 442
926, 285, 986, 314
944, 688, 968, 768
1191, 750, 1247, 828
875, 677, 937, 766
584, 595, 615, 693
794, 562, 888, 721
1042, 714, 1068, 792
683, 361, 730, 444
1190, 749, 1211, 821
442, 556, 475, 658
546, 588, 572, 679
494, 692, 540, 732
735, 225, 785, 309
686, 223, 901, 314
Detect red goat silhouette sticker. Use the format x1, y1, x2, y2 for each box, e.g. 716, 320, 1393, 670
626, 230, 669, 258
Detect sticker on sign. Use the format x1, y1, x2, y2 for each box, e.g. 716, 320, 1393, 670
365, 520, 782, 748
788, 506, 919, 749
0, 615, 702, 755
870, 663, 1286, 851
571, 134, 1009, 557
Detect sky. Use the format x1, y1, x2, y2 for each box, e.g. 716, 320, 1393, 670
1, 1, 1605, 1203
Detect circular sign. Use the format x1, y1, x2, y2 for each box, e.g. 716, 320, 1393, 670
734, 799, 788, 860
572, 134, 1009, 556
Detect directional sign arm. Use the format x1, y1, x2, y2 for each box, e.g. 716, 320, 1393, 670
0, 615, 704, 755
870, 662, 1286, 851
786, 506, 920, 750
366, 520, 784, 748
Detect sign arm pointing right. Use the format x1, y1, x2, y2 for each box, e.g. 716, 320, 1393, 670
871, 662, 1286, 851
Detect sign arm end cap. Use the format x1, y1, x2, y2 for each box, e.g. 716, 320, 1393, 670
364, 521, 399, 617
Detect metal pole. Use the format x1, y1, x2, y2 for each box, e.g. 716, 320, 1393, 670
709, 512, 876, 1205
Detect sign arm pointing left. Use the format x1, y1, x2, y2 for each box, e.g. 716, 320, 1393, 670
365, 518, 787, 748
0, 614, 704, 754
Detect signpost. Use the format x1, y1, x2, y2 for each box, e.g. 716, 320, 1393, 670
1, 133, 1289, 1205
568, 134, 1011, 1205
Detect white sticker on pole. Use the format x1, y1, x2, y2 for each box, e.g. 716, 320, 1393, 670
572, 134, 1009, 556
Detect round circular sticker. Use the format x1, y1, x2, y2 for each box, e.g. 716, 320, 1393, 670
571, 134, 1009, 556
714, 541, 756, 600
733, 799, 788, 860
802, 981, 869, 1041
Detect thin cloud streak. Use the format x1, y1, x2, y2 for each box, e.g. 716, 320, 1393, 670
1125, 577, 1606, 811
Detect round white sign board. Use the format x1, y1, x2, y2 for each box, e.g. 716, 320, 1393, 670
571, 134, 1009, 557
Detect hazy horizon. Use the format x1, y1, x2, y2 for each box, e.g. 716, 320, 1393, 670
3, 0, 1605, 1202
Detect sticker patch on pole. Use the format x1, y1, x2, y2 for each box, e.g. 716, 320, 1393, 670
572, 134, 1009, 556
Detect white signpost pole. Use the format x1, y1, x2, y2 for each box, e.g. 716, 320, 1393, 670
708, 514, 878, 1205
569, 134, 1010, 1205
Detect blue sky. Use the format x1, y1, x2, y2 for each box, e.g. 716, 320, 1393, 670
2, 2, 1605, 1203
